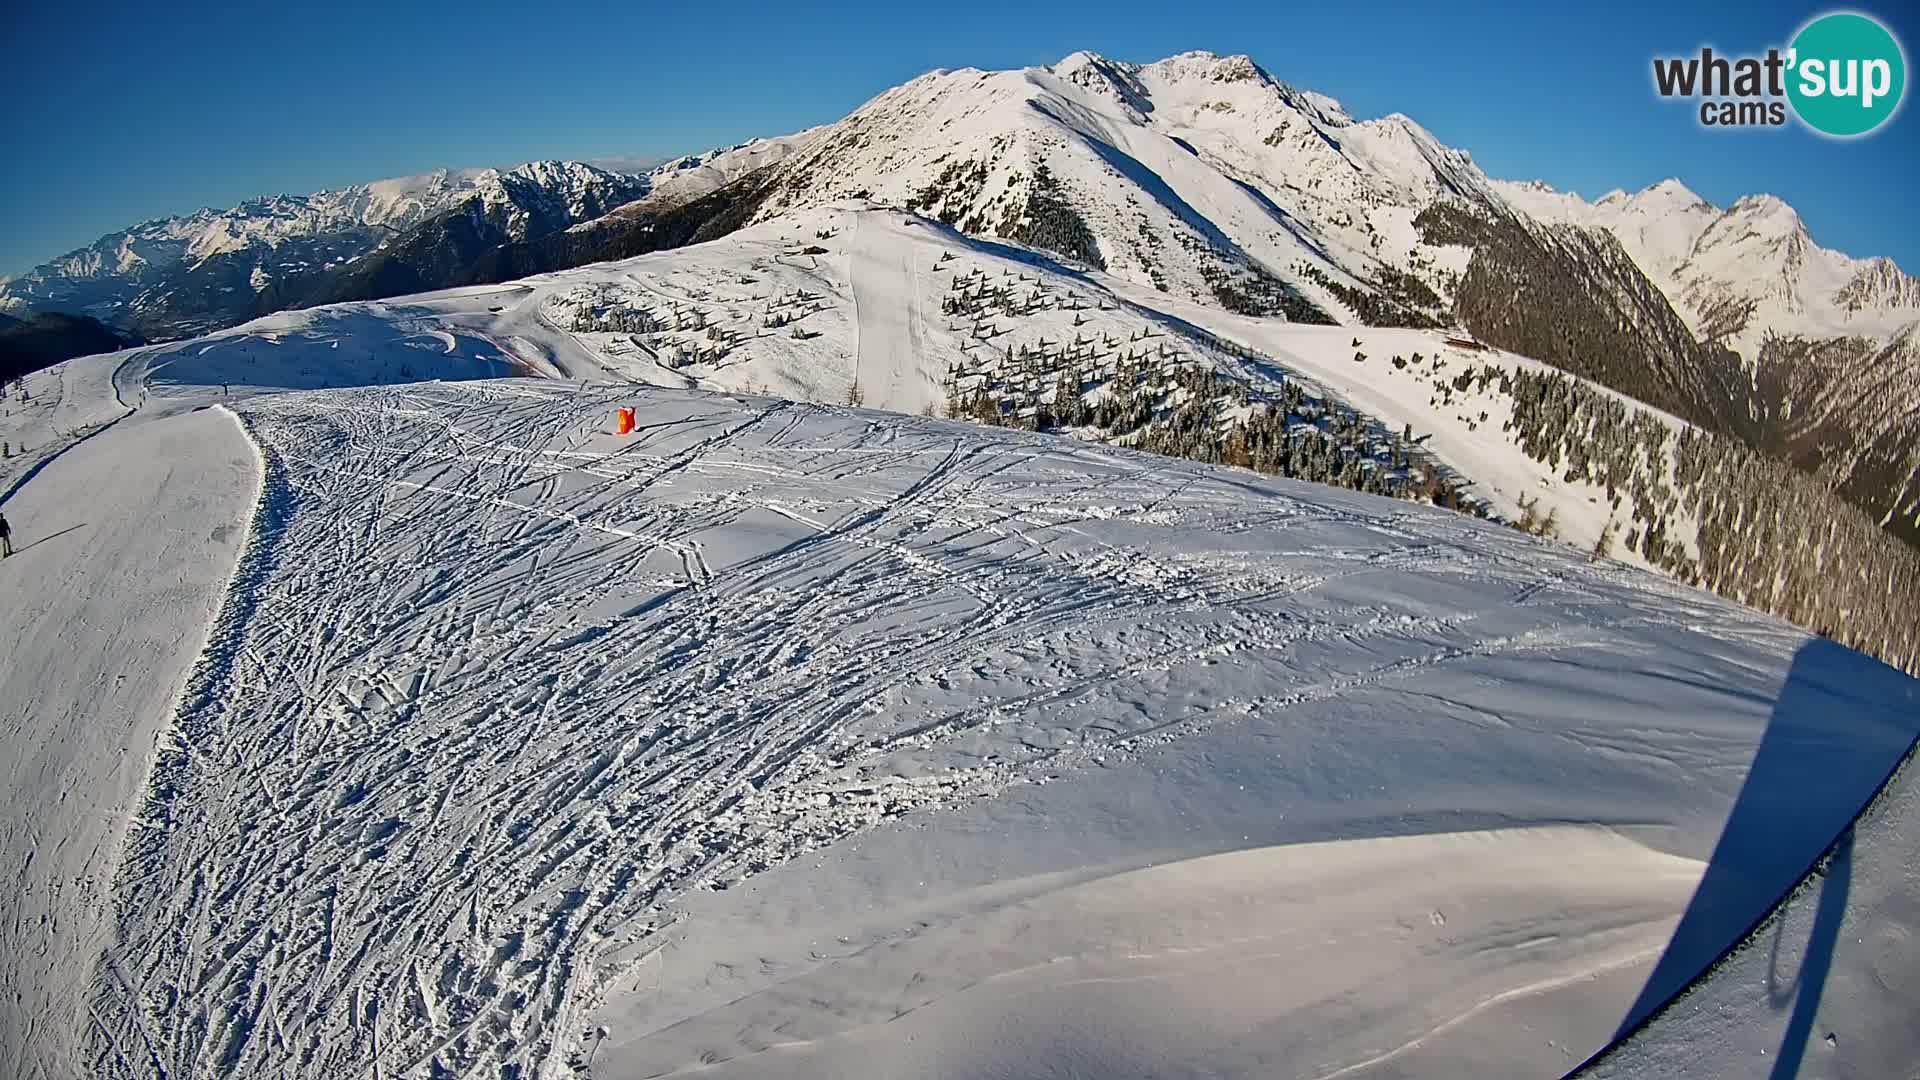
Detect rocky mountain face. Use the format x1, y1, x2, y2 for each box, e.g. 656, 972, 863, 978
1413, 200, 1752, 435
454, 169, 786, 287
1751, 329, 1920, 541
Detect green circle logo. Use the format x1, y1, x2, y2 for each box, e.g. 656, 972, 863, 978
1787, 12, 1906, 136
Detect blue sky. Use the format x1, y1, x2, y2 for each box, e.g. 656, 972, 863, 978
4, 0, 1915, 279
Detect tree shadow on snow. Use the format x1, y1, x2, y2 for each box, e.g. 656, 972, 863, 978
1604, 636, 1918, 1052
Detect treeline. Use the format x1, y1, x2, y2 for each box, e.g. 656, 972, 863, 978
909, 155, 997, 236
1173, 233, 1332, 323
0, 311, 140, 381
1001, 163, 1106, 270
905, 152, 1108, 272
555, 281, 829, 368
1498, 365, 1920, 674
1294, 263, 1441, 329
1750, 332, 1920, 552
942, 337, 1476, 510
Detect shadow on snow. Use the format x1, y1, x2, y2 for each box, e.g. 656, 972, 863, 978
1583, 636, 1919, 1074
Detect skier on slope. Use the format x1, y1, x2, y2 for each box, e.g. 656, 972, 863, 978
0, 511, 11, 558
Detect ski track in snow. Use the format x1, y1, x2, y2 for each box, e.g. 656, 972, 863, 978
71, 378, 1841, 1080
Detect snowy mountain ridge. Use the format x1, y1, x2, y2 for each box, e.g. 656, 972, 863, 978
8, 48, 1909, 365
1497, 176, 1920, 351
1498, 175, 1920, 353
1496, 174, 1920, 543
638, 130, 825, 208
732, 48, 1912, 354
22, 201, 1910, 672
10, 49, 1911, 358
739, 48, 1499, 325
647, 50, 1913, 546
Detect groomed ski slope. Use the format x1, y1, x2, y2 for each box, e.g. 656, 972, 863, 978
0, 387, 258, 1080
0, 339, 503, 1080
847, 212, 938, 416
14, 364, 1900, 1079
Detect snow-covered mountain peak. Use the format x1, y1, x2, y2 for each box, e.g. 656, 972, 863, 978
1496, 170, 1913, 356
1606, 181, 1719, 245
1125, 50, 1354, 128
1702, 195, 1813, 284
640, 130, 822, 207
1049, 49, 1125, 77
652, 141, 773, 179
1323, 111, 1489, 204
1512, 177, 1711, 222
1291, 87, 1357, 127
1725, 191, 1803, 228
1368, 112, 1472, 162
353, 167, 479, 217
501, 159, 629, 188
741, 48, 1505, 319
479, 160, 644, 215
1633, 177, 1712, 212
1140, 50, 1278, 89
1496, 178, 1601, 220
446, 160, 644, 230
1048, 50, 1153, 113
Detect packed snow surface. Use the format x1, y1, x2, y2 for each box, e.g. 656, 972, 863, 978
1, 224, 1916, 1077
0, 395, 256, 1080
0, 355, 1908, 1076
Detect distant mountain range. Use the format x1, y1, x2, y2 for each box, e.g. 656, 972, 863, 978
1500, 179, 1920, 542
0, 161, 647, 342
3, 50, 1914, 543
